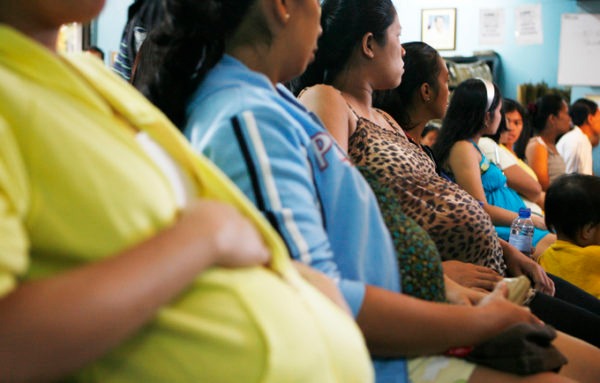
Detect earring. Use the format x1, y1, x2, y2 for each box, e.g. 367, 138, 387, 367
285, 13, 290, 21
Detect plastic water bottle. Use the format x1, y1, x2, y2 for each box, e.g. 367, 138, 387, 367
508, 208, 535, 256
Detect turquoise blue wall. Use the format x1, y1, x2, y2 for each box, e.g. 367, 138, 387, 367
394, 0, 600, 100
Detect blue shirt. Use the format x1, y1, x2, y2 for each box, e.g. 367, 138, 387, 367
185, 55, 407, 382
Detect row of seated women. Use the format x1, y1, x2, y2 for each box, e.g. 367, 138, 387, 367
290, 11, 600, 347
1, 0, 599, 382
488, 92, 600, 196
479, 99, 546, 216
448, 93, 589, 225
468, 96, 600, 300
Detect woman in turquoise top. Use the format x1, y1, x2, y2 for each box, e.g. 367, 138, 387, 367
469, 140, 548, 246
433, 79, 556, 258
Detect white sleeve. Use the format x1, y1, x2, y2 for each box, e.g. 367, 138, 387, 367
479, 137, 517, 170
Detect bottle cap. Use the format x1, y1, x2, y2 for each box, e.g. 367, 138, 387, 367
518, 207, 531, 218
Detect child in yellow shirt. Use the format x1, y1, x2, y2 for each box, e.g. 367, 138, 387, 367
539, 174, 600, 298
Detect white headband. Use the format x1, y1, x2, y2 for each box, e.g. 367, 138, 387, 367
477, 77, 495, 111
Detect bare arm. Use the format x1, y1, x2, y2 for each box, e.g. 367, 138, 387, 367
298, 85, 353, 152
0, 201, 269, 382
449, 142, 548, 229
356, 283, 542, 357
448, 141, 520, 227
526, 141, 551, 190
504, 164, 543, 203
293, 261, 351, 315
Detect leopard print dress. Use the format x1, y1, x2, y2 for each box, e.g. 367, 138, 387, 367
348, 111, 507, 275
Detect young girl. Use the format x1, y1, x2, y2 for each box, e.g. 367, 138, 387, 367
433, 79, 556, 258
502, 99, 535, 164
501, 99, 543, 182
540, 174, 600, 298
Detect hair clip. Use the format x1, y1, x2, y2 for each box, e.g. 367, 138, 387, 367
476, 77, 494, 111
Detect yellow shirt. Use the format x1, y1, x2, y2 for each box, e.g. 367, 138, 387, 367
539, 240, 600, 298
0, 26, 373, 382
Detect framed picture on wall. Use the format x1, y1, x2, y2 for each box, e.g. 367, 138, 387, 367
421, 8, 457, 51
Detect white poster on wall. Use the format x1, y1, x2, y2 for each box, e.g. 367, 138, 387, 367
515, 4, 543, 45
558, 13, 600, 86
479, 9, 505, 45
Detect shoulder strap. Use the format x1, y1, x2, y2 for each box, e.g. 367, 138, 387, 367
345, 99, 361, 120
469, 139, 491, 173
374, 108, 402, 131
469, 139, 483, 154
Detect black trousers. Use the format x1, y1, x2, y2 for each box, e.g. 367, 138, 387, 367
529, 273, 600, 347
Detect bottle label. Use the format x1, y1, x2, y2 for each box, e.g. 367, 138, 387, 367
509, 232, 532, 255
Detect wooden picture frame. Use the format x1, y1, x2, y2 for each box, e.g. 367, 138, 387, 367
421, 8, 457, 51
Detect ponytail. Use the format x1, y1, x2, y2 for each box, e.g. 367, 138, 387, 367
134, 0, 255, 128
530, 93, 564, 135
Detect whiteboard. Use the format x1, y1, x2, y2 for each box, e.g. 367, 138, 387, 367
558, 13, 600, 86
